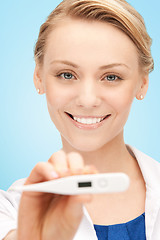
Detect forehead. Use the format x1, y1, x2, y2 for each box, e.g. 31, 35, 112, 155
44, 17, 139, 70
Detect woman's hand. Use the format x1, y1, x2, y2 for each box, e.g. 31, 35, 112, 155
17, 151, 97, 240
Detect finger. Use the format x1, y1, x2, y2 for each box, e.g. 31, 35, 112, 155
67, 152, 84, 174
70, 194, 93, 204
49, 150, 69, 176
63, 194, 93, 223
25, 162, 58, 185
83, 165, 99, 174
41, 194, 92, 239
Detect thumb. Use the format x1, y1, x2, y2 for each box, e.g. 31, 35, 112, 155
64, 194, 92, 221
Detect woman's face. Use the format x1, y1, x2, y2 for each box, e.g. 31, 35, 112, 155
34, 18, 148, 152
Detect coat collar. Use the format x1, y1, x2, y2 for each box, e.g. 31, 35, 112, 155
74, 207, 98, 239
74, 145, 160, 240
125, 145, 160, 239
126, 145, 160, 193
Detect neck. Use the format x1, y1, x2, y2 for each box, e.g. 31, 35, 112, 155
62, 132, 136, 175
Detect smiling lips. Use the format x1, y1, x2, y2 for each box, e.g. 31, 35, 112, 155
65, 112, 111, 129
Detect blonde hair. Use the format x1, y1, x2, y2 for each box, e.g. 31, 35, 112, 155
34, 0, 154, 73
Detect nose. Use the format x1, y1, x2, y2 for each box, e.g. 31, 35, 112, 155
75, 80, 101, 108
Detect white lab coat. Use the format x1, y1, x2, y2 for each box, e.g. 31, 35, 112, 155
0, 145, 160, 240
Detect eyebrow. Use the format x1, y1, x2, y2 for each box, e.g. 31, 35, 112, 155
50, 60, 130, 70
51, 60, 79, 68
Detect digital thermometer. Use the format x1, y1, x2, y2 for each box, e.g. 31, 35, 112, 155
11, 173, 130, 195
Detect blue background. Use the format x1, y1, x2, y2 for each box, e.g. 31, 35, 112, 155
0, 0, 160, 190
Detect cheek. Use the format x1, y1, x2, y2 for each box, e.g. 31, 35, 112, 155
45, 82, 74, 112
107, 86, 135, 116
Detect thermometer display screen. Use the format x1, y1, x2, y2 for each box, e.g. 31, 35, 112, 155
78, 181, 92, 188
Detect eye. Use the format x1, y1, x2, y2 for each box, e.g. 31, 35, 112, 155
58, 72, 75, 80
104, 74, 120, 82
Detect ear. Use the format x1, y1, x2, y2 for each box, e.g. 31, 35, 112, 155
136, 73, 149, 100
33, 65, 45, 94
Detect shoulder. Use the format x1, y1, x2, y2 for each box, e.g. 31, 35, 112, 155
0, 179, 26, 240
0, 178, 26, 209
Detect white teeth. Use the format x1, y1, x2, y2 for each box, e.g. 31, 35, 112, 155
73, 116, 104, 124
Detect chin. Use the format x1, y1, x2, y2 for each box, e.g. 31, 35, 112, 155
72, 144, 100, 152
64, 137, 107, 153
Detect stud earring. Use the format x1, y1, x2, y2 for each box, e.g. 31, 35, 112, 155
37, 88, 40, 94
140, 95, 144, 100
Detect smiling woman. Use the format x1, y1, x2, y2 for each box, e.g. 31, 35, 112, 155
1, 0, 160, 240
34, 18, 148, 153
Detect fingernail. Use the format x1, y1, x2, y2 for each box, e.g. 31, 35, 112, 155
51, 171, 59, 179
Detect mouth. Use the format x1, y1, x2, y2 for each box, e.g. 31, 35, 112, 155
65, 112, 111, 125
